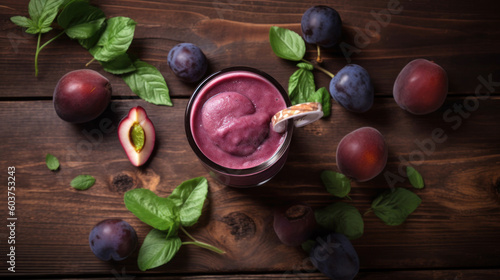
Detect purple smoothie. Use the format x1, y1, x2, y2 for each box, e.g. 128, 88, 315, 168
190, 70, 287, 169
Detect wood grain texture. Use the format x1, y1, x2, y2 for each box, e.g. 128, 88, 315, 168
1, 0, 499, 98
0, 97, 499, 277
48, 269, 500, 280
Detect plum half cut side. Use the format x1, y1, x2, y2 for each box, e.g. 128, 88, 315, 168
118, 106, 156, 167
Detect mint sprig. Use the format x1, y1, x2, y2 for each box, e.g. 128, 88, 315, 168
269, 26, 332, 117
11, 0, 172, 107
124, 177, 224, 271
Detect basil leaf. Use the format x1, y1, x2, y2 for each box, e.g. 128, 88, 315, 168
168, 177, 208, 227
297, 62, 314, 71
138, 229, 182, 271
124, 188, 180, 236
89, 16, 137, 62
45, 153, 60, 171
100, 53, 136, 75
269, 26, 306, 61
78, 21, 106, 49
371, 188, 422, 226
57, 0, 105, 39
10, 16, 34, 29
28, 0, 64, 33
70, 175, 95, 190
310, 87, 332, 117
321, 170, 350, 198
288, 68, 315, 104
315, 202, 364, 240
122, 59, 172, 106
407, 166, 424, 189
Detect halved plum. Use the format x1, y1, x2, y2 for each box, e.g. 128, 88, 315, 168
118, 106, 155, 167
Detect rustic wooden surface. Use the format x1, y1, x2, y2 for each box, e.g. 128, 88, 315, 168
1, 0, 500, 279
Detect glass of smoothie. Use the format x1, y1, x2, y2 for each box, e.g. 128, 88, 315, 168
185, 67, 294, 187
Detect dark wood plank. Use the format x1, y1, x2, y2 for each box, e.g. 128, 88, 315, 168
46, 269, 500, 280
0, 97, 499, 276
1, 0, 499, 98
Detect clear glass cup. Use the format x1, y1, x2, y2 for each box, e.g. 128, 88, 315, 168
185, 67, 294, 187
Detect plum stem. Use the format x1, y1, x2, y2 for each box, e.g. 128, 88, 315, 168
180, 226, 225, 255
34, 31, 65, 77
301, 59, 334, 78
316, 45, 323, 64
86, 57, 96, 67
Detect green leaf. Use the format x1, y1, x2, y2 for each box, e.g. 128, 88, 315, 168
310, 87, 331, 117
122, 59, 172, 106
407, 166, 425, 189
124, 188, 180, 236
99, 53, 136, 74
10, 16, 34, 29
168, 177, 208, 227
78, 21, 106, 49
45, 153, 60, 171
269, 26, 306, 61
28, 0, 64, 33
89, 16, 137, 62
57, 0, 106, 39
371, 188, 422, 226
70, 175, 95, 190
288, 68, 315, 104
321, 170, 350, 198
138, 229, 182, 271
315, 202, 364, 240
297, 62, 314, 71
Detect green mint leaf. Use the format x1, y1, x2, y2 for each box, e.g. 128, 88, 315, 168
122, 59, 172, 106
78, 21, 106, 49
57, 0, 105, 39
124, 188, 180, 236
407, 166, 425, 189
10, 16, 35, 29
45, 153, 60, 171
269, 26, 306, 61
138, 229, 182, 271
100, 53, 136, 74
29, 0, 64, 33
297, 62, 314, 71
321, 170, 351, 198
167, 177, 208, 227
314, 202, 364, 240
371, 188, 422, 226
70, 175, 95, 190
288, 68, 315, 104
60, 0, 87, 9
89, 16, 137, 62
310, 87, 331, 117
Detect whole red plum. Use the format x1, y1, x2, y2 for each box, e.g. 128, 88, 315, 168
393, 59, 448, 115
53, 69, 112, 123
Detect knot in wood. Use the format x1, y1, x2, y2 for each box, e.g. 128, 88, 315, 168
221, 212, 256, 240
110, 174, 135, 193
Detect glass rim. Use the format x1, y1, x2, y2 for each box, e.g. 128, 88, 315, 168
184, 66, 294, 176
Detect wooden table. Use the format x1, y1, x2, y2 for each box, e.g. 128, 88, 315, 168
1, 0, 499, 279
